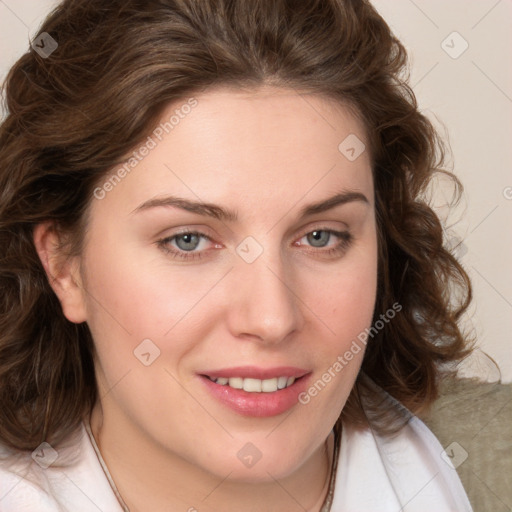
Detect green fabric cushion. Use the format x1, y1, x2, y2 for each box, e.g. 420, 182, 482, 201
421, 378, 512, 512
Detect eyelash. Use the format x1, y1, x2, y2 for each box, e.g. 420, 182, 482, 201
156, 228, 353, 261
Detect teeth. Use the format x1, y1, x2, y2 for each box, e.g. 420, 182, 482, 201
212, 376, 297, 393
277, 376, 288, 389
243, 378, 261, 392
261, 378, 277, 392
228, 377, 243, 389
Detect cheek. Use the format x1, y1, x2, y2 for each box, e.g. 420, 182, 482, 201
81, 237, 224, 340
307, 245, 378, 350
79, 235, 232, 400
295, 256, 377, 423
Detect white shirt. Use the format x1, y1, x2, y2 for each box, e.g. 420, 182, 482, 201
0, 416, 472, 511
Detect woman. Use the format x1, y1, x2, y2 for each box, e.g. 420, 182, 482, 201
0, 0, 474, 510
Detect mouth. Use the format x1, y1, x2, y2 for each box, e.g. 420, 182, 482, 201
197, 366, 311, 417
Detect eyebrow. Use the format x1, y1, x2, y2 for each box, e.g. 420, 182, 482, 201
131, 190, 369, 221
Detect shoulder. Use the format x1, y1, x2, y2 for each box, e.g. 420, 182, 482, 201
0, 424, 122, 512
0, 444, 60, 511
332, 415, 473, 512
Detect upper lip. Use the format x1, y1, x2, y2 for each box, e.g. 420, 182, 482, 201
199, 366, 311, 380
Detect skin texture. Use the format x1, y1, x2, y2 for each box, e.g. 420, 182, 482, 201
34, 86, 378, 511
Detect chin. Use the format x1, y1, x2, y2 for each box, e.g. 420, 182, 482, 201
192, 436, 312, 484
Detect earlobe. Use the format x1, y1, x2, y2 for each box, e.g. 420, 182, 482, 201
33, 222, 87, 324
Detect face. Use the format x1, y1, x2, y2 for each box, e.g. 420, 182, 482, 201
76, 86, 377, 481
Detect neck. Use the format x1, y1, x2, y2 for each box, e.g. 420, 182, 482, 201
89, 404, 335, 512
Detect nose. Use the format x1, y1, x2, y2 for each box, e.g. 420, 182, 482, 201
226, 251, 304, 345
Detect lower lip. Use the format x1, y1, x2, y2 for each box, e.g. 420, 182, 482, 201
198, 374, 311, 417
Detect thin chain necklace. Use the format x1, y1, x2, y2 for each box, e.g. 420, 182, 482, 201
85, 420, 339, 512
319, 426, 340, 512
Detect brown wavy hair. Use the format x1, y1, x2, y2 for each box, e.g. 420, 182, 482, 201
0, 0, 472, 451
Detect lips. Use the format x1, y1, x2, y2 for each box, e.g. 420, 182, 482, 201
197, 366, 312, 417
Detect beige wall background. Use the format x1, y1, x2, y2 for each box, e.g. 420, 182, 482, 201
1, 0, 511, 382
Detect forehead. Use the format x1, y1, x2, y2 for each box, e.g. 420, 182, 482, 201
92, 86, 374, 218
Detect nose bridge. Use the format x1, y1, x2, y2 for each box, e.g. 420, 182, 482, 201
228, 244, 302, 343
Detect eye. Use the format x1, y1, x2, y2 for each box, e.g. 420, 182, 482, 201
156, 231, 216, 260
157, 228, 353, 262
295, 228, 353, 258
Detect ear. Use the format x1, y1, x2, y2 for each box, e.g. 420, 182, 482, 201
33, 222, 87, 324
